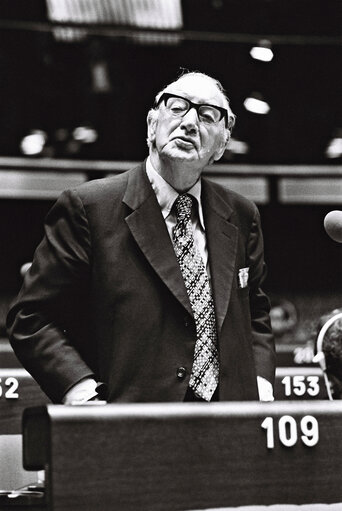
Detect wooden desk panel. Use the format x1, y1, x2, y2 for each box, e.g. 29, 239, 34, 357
23, 402, 342, 511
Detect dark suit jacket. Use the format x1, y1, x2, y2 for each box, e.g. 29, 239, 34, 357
7, 161, 275, 403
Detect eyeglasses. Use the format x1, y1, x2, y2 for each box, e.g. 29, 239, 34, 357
155, 93, 228, 127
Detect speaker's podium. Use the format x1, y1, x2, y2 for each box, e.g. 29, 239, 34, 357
19, 401, 342, 511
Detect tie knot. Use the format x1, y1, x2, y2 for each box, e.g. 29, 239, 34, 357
174, 194, 193, 221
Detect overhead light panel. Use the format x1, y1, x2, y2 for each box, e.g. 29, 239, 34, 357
250, 39, 274, 62
46, 0, 183, 44
244, 94, 270, 115
46, 0, 183, 29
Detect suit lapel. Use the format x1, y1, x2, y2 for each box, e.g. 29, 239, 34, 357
202, 179, 238, 334
123, 163, 193, 316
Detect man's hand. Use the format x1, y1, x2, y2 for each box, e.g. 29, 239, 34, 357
257, 376, 274, 402
63, 378, 103, 405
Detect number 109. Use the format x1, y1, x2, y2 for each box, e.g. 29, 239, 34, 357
261, 415, 319, 449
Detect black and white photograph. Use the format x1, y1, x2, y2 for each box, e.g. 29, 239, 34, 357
0, 1, 341, 509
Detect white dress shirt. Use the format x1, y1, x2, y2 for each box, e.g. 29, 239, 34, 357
145, 157, 210, 278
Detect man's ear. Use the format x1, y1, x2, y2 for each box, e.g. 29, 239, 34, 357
147, 110, 157, 145
212, 130, 230, 162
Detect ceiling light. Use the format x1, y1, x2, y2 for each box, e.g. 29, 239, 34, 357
325, 136, 342, 159
250, 40, 274, 62
20, 130, 47, 155
243, 94, 270, 115
73, 126, 98, 144
46, 0, 183, 29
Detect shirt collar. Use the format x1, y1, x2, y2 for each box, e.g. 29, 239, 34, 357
146, 157, 205, 229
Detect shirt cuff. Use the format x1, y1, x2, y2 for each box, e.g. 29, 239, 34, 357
257, 376, 274, 402
62, 378, 98, 404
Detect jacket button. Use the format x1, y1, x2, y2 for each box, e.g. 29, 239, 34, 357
184, 317, 189, 327
177, 367, 187, 379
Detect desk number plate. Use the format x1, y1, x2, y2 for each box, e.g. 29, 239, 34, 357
261, 415, 319, 449
0, 377, 19, 399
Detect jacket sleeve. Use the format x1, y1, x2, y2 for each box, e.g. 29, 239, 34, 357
6, 189, 95, 403
247, 206, 276, 385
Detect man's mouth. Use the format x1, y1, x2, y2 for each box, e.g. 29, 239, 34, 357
172, 136, 196, 149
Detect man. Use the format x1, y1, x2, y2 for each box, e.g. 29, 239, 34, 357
7, 71, 275, 404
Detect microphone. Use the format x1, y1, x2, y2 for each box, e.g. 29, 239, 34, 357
312, 351, 327, 371
324, 210, 342, 243
313, 311, 342, 401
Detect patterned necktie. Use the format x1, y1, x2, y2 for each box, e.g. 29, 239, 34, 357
172, 194, 219, 401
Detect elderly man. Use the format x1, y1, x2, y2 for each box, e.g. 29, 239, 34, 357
7, 71, 275, 404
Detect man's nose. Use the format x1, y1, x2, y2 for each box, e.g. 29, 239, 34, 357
180, 107, 199, 132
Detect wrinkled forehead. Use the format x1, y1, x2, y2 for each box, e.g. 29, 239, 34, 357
163, 74, 228, 109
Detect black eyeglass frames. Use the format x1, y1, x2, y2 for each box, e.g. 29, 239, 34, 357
155, 93, 228, 127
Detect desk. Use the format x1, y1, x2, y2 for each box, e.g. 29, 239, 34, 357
23, 402, 342, 511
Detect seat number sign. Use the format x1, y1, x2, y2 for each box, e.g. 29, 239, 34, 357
281, 375, 320, 397
261, 415, 319, 449
0, 377, 19, 399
